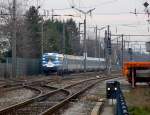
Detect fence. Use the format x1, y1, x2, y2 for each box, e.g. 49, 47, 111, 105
0, 58, 40, 78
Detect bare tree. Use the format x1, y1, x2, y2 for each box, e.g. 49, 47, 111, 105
0, 0, 37, 58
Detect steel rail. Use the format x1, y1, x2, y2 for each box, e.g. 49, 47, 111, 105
0, 78, 98, 114
0, 86, 42, 111
0, 75, 118, 115
0, 83, 60, 113
0, 88, 70, 114
41, 76, 119, 115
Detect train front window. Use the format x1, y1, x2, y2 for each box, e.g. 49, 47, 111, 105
48, 56, 56, 62
48, 55, 63, 62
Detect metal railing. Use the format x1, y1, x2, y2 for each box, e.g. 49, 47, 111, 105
116, 83, 129, 115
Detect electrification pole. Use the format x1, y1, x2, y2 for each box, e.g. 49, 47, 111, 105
41, 21, 44, 55
62, 22, 66, 54
98, 29, 101, 59
72, 6, 95, 72
104, 30, 107, 69
83, 16, 87, 72
95, 26, 98, 57
105, 25, 112, 73
12, 0, 17, 78
121, 34, 124, 70
97, 26, 107, 68
52, 9, 54, 22
78, 22, 82, 42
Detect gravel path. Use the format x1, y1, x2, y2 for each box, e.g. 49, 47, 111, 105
0, 88, 37, 110
61, 77, 124, 115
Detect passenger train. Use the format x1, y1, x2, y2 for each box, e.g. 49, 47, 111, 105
41, 53, 106, 74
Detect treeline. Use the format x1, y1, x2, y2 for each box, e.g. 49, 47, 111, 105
0, 4, 105, 61
1, 6, 81, 59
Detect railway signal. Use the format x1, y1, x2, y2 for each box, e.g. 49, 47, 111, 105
106, 81, 119, 99
143, 2, 149, 8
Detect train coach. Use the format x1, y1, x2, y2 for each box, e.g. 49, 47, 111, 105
123, 62, 150, 87
41, 53, 106, 75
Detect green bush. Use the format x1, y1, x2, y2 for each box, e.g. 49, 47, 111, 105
129, 106, 150, 115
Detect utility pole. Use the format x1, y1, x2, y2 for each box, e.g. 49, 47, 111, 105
12, 0, 16, 78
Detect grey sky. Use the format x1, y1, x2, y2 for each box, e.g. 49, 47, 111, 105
28, 0, 150, 51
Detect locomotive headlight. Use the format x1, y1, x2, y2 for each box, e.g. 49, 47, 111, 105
107, 88, 110, 90
42, 64, 47, 66
114, 87, 117, 91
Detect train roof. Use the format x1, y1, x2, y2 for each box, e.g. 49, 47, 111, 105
43, 53, 63, 57
124, 62, 150, 68
43, 53, 105, 61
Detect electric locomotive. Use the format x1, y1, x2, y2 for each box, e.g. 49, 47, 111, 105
42, 53, 63, 74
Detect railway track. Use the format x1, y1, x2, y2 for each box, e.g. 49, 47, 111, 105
0, 74, 95, 109
0, 75, 119, 115
41, 75, 119, 115
0, 77, 54, 90
0, 71, 102, 88
0, 86, 41, 110
0, 80, 58, 111
0, 88, 69, 115
29, 85, 58, 95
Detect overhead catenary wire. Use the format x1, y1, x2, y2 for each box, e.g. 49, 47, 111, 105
112, 34, 150, 36
94, 0, 119, 7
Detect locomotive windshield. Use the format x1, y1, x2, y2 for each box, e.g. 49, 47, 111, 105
48, 55, 63, 62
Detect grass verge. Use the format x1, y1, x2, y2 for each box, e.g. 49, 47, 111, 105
124, 86, 150, 115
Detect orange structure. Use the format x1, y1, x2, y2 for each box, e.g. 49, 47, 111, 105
123, 62, 150, 87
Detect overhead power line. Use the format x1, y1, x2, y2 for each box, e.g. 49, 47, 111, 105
112, 34, 150, 37
94, 0, 119, 7
94, 12, 130, 15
